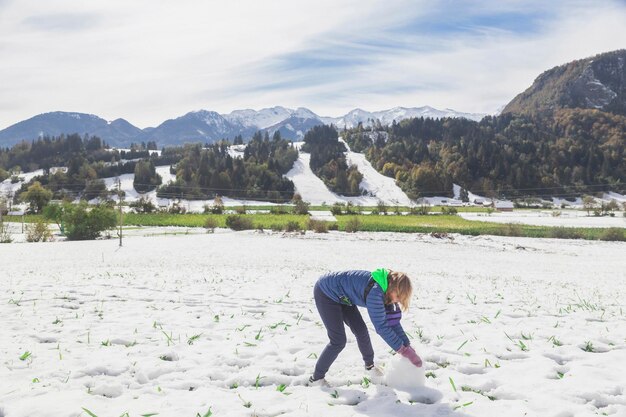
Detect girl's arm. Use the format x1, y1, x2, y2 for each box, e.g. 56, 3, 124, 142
391, 322, 410, 347
366, 289, 404, 351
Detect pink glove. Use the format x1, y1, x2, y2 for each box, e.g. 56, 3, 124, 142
397, 345, 422, 367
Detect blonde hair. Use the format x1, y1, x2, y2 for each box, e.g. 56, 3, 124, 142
385, 271, 413, 311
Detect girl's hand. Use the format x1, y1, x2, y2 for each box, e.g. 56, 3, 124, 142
397, 345, 422, 367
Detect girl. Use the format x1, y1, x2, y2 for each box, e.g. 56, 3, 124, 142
309, 268, 422, 384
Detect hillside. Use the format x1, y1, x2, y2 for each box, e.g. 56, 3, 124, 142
503, 49, 626, 116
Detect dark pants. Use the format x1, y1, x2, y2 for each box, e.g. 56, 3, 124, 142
313, 282, 374, 380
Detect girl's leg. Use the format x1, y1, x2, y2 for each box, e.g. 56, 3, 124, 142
313, 283, 346, 380
342, 305, 375, 367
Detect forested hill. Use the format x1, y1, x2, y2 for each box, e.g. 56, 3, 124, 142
503, 49, 626, 117
335, 50, 626, 200
344, 109, 625, 199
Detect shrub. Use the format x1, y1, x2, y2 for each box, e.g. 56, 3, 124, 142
225, 215, 254, 231
0, 197, 8, 216
502, 223, 523, 237
294, 199, 310, 215
441, 206, 458, 215
598, 228, 625, 242
376, 200, 388, 215
0, 221, 12, 243
328, 222, 339, 231
330, 202, 344, 216
345, 202, 359, 215
284, 220, 301, 232
548, 227, 583, 240
235, 205, 247, 215
45, 202, 117, 240
270, 223, 283, 232
270, 205, 290, 215
129, 197, 157, 213
26, 218, 53, 242
168, 202, 187, 214
344, 217, 361, 233
307, 219, 328, 233
204, 217, 218, 233
410, 205, 430, 215
210, 196, 225, 214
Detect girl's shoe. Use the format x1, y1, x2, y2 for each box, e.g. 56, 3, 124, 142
307, 375, 330, 387
365, 364, 385, 384
365, 364, 384, 377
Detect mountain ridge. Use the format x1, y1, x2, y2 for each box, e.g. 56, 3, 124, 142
0, 105, 486, 148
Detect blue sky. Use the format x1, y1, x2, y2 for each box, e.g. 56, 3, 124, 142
0, 0, 624, 128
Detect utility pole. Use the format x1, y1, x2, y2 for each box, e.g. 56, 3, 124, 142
117, 178, 123, 247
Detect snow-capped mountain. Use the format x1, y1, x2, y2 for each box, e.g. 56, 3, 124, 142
223, 106, 297, 129
138, 110, 255, 146
0, 105, 485, 147
322, 106, 485, 128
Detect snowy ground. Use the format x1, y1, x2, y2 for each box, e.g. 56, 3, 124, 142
460, 210, 626, 228
1, 230, 625, 417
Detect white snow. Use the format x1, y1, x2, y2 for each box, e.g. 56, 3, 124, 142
1, 230, 625, 417
342, 139, 413, 206
459, 210, 626, 228
0, 170, 46, 196
323, 106, 486, 128
284, 141, 412, 206
284, 152, 343, 205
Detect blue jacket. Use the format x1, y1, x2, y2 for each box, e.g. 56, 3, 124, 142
317, 270, 410, 351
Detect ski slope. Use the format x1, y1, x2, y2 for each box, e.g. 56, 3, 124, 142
342, 140, 413, 206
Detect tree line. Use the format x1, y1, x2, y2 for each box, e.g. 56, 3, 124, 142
343, 109, 625, 199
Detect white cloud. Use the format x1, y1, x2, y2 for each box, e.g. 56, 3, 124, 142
0, 0, 624, 128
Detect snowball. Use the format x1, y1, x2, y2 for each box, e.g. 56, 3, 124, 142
384, 354, 425, 391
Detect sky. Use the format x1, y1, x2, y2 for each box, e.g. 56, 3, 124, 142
0, 0, 625, 129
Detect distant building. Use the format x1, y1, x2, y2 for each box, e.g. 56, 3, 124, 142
495, 201, 514, 212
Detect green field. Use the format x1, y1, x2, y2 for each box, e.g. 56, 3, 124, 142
122, 213, 310, 230
4, 212, 624, 241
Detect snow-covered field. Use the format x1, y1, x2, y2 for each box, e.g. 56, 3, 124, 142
460, 211, 626, 228
1, 231, 625, 417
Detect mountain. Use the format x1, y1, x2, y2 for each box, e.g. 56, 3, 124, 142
503, 49, 626, 116
224, 106, 296, 129
0, 112, 142, 148
137, 110, 255, 146
322, 106, 485, 128
263, 115, 326, 141
0, 105, 485, 147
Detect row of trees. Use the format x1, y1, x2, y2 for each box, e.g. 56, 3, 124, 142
302, 125, 364, 195
344, 109, 625, 198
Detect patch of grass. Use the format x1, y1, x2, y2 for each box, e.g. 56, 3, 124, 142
461, 385, 497, 401
548, 227, 584, 239
195, 408, 212, 417
599, 227, 625, 241
344, 217, 361, 233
